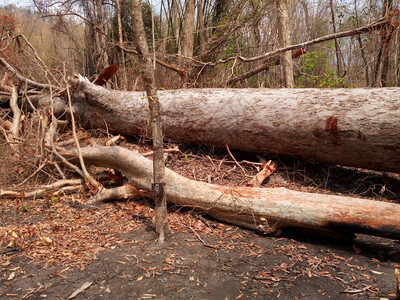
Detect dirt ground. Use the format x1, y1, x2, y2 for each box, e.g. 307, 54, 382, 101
1, 140, 400, 299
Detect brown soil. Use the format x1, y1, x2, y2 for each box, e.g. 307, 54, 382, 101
1, 138, 400, 300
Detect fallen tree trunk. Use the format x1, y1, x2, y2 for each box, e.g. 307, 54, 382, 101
69, 76, 400, 173
64, 145, 400, 240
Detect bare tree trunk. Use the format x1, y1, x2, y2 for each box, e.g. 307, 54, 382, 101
300, 0, 311, 40
94, 0, 110, 72
178, 0, 195, 87
354, 0, 370, 86
197, 0, 207, 55
395, 30, 399, 86
172, 0, 181, 53
131, 0, 170, 242
329, 0, 344, 77
83, 2, 97, 77
9, 86, 20, 140
116, 0, 128, 90
373, 0, 394, 87
276, 0, 294, 88
181, 0, 195, 58
68, 78, 400, 173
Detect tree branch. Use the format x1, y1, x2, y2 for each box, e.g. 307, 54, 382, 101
0, 57, 61, 91
227, 49, 306, 86
201, 16, 391, 66
116, 44, 188, 80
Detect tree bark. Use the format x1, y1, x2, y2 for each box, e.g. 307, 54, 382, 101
354, 0, 370, 86
172, 0, 181, 53
9, 86, 20, 139
329, 0, 344, 77
63, 145, 400, 240
373, 0, 395, 87
68, 78, 400, 173
299, 0, 311, 40
276, 0, 294, 88
181, 0, 195, 58
395, 30, 399, 86
197, 0, 207, 55
115, 0, 128, 90
131, 0, 170, 241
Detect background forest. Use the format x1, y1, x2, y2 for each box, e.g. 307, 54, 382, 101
0, 0, 399, 91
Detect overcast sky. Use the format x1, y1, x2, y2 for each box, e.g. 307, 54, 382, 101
1, 0, 34, 9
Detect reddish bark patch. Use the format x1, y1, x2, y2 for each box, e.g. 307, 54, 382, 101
94, 64, 119, 86
325, 115, 338, 143
292, 48, 307, 58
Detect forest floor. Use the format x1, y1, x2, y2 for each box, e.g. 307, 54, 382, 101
1, 136, 400, 299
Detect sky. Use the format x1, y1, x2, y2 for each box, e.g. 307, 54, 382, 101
1, 0, 163, 13
1, 0, 34, 9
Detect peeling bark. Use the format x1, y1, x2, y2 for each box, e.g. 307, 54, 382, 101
69, 76, 400, 173
9, 86, 20, 139
247, 161, 277, 187
63, 145, 400, 240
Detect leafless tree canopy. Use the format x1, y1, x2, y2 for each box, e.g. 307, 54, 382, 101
1, 0, 398, 90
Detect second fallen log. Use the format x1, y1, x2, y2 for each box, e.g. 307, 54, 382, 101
64, 145, 400, 240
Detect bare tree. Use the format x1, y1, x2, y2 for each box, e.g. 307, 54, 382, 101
395, 29, 399, 85
197, 0, 207, 55
130, 0, 170, 242
81, 0, 110, 76
276, 0, 294, 87
172, 0, 181, 53
373, 0, 395, 87
181, 0, 195, 59
354, 0, 370, 86
115, 0, 128, 89
329, 0, 345, 77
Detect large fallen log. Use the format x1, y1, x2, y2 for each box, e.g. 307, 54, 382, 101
64, 145, 400, 240
69, 76, 400, 173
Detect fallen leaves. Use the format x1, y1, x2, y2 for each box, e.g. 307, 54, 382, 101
0, 198, 142, 269
6, 231, 20, 248
0, 181, 398, 300
38, 233, 53, 246
165, 257, 174, 264
7, 271, 15, 280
